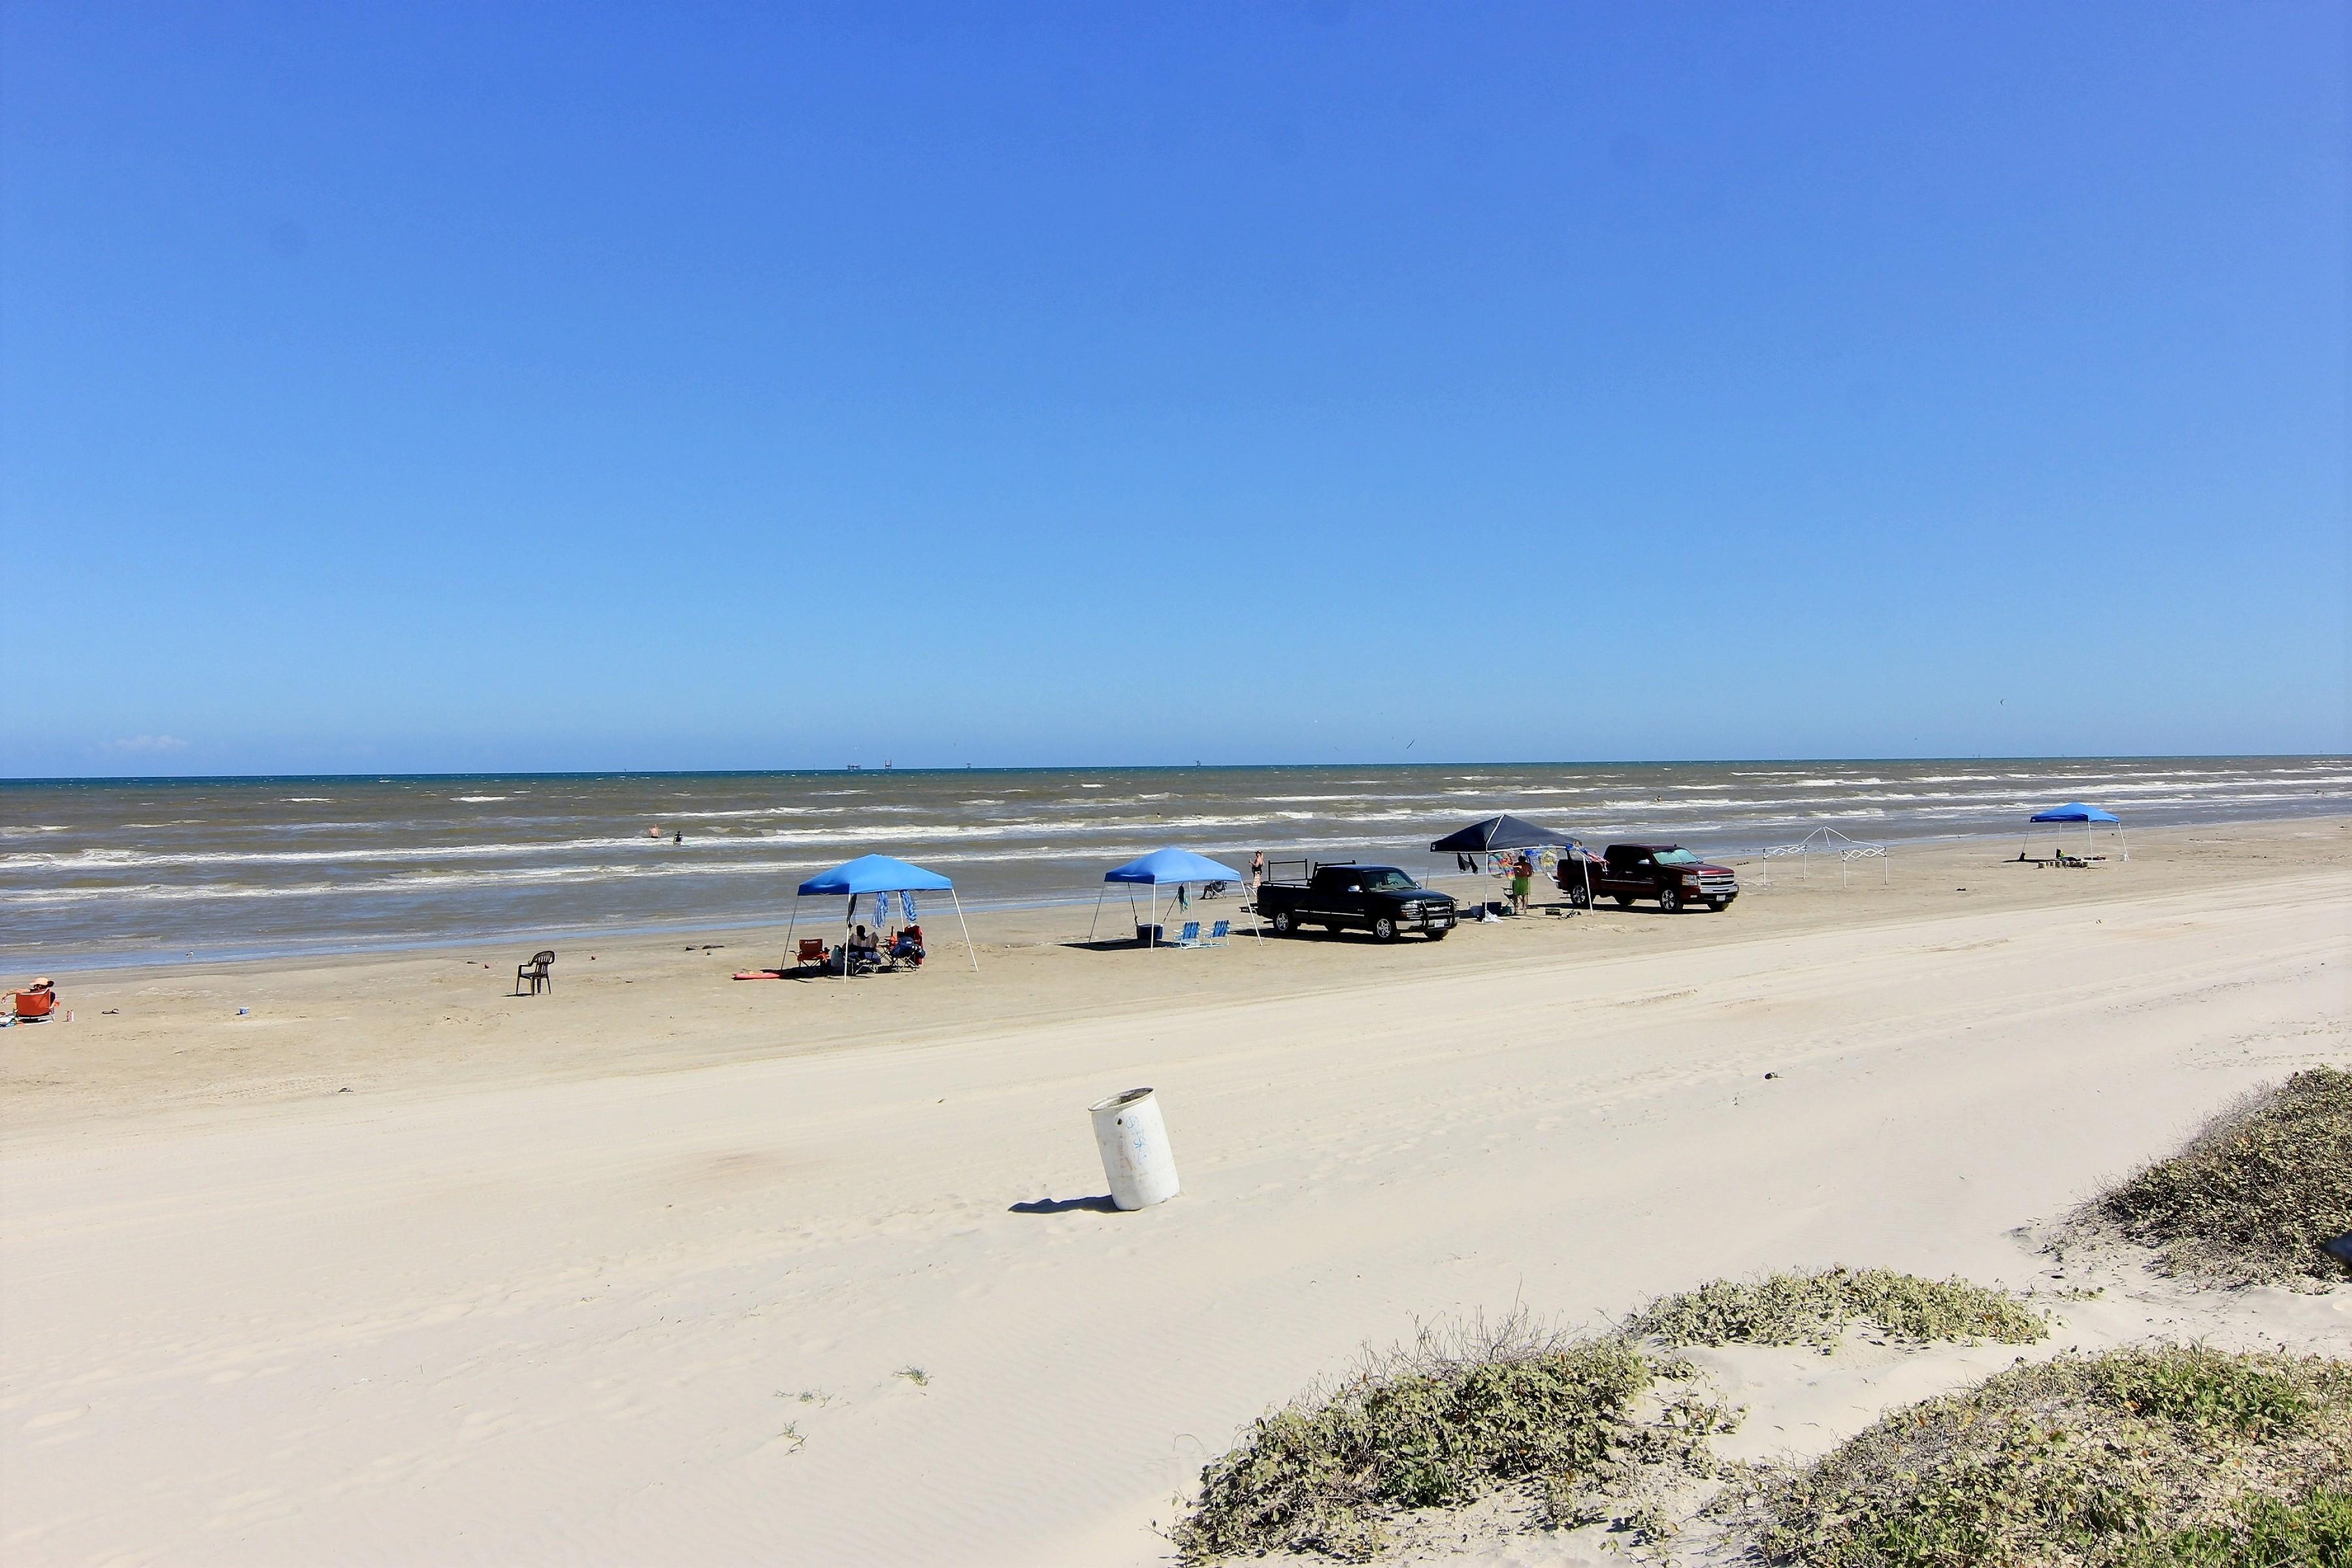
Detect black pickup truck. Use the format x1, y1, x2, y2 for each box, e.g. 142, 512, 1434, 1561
1558, 843, 1739, 913
1254, 863, 1457, 941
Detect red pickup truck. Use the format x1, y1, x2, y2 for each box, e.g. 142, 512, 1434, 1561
1558, 843, 1740, 913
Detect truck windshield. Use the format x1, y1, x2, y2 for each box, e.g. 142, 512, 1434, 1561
1652, 849, 1701, 866
1360, 870, 1418, 891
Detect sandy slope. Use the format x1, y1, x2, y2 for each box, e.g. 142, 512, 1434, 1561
3, 820, 2347, 1565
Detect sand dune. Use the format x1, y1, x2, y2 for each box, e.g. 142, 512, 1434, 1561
3, 819, 2347, 1564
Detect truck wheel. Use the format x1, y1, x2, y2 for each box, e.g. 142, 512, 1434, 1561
1372, 916, 1398, 942
1658, 885, 1681, 913
1564, 884, 1590, 907
1271, 911, 1296, 936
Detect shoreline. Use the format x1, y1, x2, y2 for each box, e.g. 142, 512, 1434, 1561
9, 815, 2345, 1149
16, 807, 2343, 975
12, 757, 2344, 974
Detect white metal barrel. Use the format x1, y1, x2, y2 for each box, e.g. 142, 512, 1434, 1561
1088, 1087, 1181, 1211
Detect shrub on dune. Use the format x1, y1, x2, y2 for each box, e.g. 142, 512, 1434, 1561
1741, 1345, 2352, 1567
1627, 1266, 2050, 1352
1173, 1311, 1733, 1562
2093, 1066, 2352, 1288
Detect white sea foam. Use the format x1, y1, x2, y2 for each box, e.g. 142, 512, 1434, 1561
10, 759, 2342, 962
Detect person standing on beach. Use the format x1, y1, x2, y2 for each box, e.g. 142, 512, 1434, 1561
1509, 852, 1533, 915
1249, 851, 1265, 900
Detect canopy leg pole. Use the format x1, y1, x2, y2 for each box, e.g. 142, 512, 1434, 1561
1150, 885, 1158, 946
1087, 883, 1107, 942
950, 889, 979, 972
786, 894, 799, 968
2119, 825, 2129, 861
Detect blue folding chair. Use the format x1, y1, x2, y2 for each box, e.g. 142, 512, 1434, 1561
1203, 919, 1232, 947
1168, 921, 1201, 948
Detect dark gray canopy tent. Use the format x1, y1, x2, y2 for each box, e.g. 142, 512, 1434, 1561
1429, 815, 1592, 911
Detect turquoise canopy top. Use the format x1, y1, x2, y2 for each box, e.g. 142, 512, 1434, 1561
2029, 803, 2119, 823
797, 853, 956, 896
1103, 847, 1244, 885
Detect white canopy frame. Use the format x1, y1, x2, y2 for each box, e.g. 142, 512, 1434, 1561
786, 883, 979, 977
1756, 826, 1891, 887
1086, 877, 1263, 946
1476, 843, 1593, 916
1432, 819, 1595, 917
2018, 816, 2129, 864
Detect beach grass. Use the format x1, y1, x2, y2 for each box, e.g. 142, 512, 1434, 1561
1737, 1345, 2352, 1567
1627, 1266, 2051, 1351
2089, 1066, 2352, 1288
1173, 1310, 1735, 1562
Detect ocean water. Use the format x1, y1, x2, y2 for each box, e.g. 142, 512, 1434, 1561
3, 757, 2345, 968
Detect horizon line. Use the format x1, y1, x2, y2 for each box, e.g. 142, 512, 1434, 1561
5, 750, 2347, 788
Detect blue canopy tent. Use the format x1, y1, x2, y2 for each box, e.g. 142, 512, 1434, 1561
1088, 847, 1259, 945
2020, 803, 2127, 863
789, 853, 979, 972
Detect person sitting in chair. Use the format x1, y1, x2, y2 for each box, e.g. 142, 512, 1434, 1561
848, 924, 883, 970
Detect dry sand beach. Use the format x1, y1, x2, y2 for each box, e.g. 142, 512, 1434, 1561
5, 817, 2349, 1564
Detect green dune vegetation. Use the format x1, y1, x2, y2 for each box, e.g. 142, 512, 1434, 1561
1175, 1272, 2052, 1562
1738, 1345, 2352, 1567
2087, 1066, 2352, 1288
1627, 1266, 2050, 1351
1172, 1314, 1733, 1562
1179, 1262, 2351, 1565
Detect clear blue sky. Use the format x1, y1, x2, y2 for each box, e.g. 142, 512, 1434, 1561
4, 3, 2345, 776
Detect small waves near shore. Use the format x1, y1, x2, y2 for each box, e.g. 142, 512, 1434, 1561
5, 757, 2344, 966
